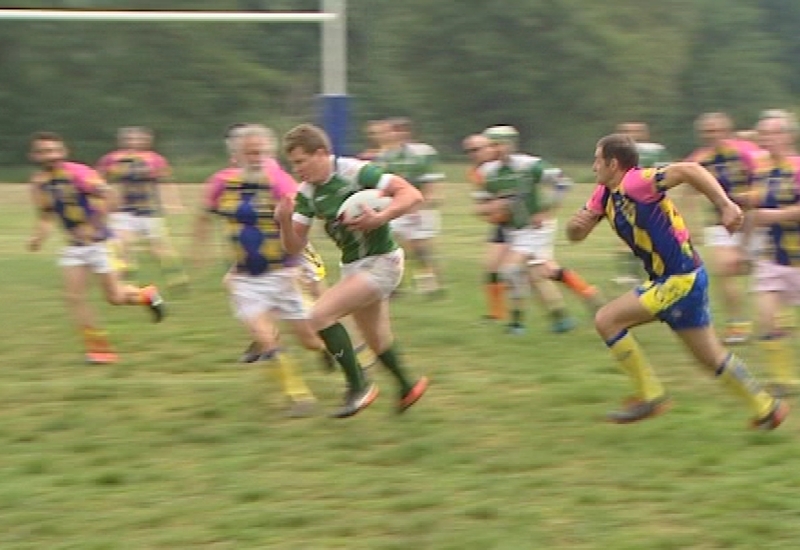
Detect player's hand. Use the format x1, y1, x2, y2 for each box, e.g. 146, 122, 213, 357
719, 201, 744, 234
275, 195, 295, 226
27, 235, 42, 252
344, 205, 385, 232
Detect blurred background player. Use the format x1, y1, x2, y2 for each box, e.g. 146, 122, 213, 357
477, 125, 600, 334
193, 124, 320, 417
464, 132, 508, 322
96, 126, 188, 289
739, 110, 800, 396
613, 122, 672, 285
27, 131, 165, 364
357, 119, 389, 161
279, 123, 429, 418
686, 112, 766, 344
376, 117, 446, 296
567, 133, 788, 430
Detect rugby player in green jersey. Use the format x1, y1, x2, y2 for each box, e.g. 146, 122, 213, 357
277, 124, 430, 418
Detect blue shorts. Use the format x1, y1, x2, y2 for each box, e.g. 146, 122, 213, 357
635, 267, 711, 330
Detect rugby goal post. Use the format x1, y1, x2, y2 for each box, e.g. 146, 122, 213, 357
0, 2, 352, 155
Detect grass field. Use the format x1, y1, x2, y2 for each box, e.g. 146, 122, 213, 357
1, 172, 799, 550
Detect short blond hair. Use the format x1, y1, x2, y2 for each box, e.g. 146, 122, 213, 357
283, 123, 332, 156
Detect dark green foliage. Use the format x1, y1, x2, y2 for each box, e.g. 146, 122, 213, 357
0, 0, 798, 166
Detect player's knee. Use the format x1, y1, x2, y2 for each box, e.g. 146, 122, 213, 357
296, 327, 324, 351
64, 288, 84, 307
309, 311, 336, 333
500, 264, 527, 299
593, 305, 616, 338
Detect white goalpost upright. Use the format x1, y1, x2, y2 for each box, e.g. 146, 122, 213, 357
0, 3, 351, 154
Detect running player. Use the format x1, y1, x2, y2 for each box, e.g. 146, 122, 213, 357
739, 110, 800, 396
686, 112, 767, 344
566, 132, 788, 429
376, 118, 446, 295
464, 133, 507, 321
27, 131, 166, 364
613, 122, 672, 285
278, 123, 429, 418
193, 124, 320, 417
96, 127, 187, 288
477, 125, 599, 334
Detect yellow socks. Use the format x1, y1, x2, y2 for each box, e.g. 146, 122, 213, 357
716, 353, 775, 419
759, 335, 796, 385
264, 352, 314, 402
605, 330, 665, 401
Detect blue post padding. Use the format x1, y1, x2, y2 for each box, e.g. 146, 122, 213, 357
319, 94, 350, 157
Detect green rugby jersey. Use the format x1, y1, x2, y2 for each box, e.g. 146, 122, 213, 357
636, 142, 671, 168
375, 142, 443, 189
293, 156, 398, 265
478, 154, 560, 229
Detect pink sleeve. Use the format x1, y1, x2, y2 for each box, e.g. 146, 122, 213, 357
263, 158, 298, 199
622, 169, 662, 203
203, 170, 229, 210
95, 152, 114, 174
69, 163, 105, 194
585, 184, 607, 215
738, 141, 770, 187
148, 152, 171, 180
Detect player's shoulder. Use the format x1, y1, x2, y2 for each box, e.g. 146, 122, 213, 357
29, 169, 49, 186
407, 142, 438, 156
509, 153, 542, 171
208, 166, 239, 183
478, 159, 501, 177
790, 155, 800, 173
297, 181, 315, 200
147, 150, 169, 162
333, 155, 369, 179
622, 167, 650, 185
63, 161, 98, 179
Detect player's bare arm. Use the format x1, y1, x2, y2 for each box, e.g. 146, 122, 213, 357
566, 207, 602, 243
27, 182, 54, 251
753, 205, 800, 225
658, 162, 744, 233
276, 195, 309, 255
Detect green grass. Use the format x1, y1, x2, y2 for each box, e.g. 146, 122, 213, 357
1, 180, 799, 550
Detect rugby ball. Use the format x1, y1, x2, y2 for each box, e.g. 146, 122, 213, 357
336, 189, 392, 223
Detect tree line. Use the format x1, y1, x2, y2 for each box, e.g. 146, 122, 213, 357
1, 0, 799, 166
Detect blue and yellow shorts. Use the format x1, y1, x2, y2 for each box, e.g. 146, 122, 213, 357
636, 267, 711, 330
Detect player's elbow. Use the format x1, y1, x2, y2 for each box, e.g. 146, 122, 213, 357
408, 186, 424, 209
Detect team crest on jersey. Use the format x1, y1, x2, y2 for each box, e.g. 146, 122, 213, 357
611, 193, 636, 225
